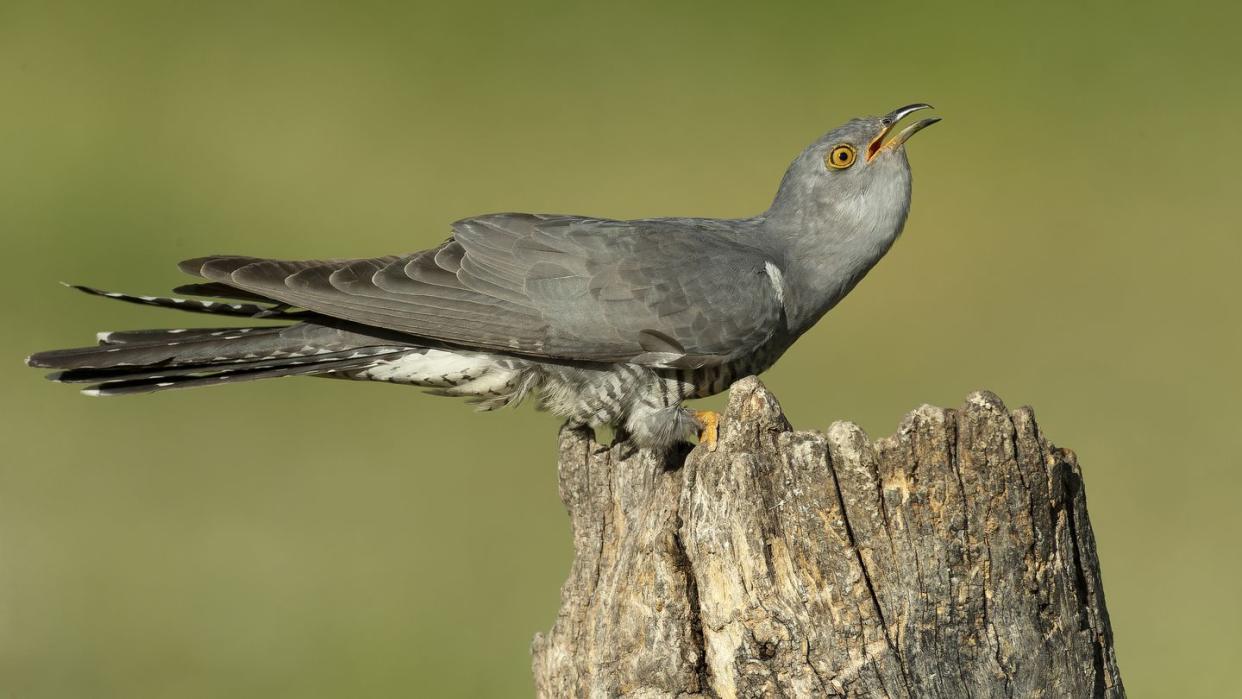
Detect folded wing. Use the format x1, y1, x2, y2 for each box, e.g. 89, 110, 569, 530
179, 214, 785, 368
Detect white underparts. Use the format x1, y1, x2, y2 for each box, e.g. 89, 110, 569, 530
353, 350, 699, 451
350, 349, 528, 408
355, 349, 487, 386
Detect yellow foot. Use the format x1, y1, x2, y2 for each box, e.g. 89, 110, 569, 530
692, 410, 721, 452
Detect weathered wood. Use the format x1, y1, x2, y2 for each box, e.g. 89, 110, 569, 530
532, 377, 1124, 698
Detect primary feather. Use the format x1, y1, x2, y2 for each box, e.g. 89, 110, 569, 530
180, 214, 785, 369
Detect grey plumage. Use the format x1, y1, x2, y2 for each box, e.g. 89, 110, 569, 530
26, 105, 939, 451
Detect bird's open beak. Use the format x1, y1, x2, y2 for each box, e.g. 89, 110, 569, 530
866, 104, 941, 161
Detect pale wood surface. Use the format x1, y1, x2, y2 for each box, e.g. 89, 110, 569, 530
532, 378, 1123, 698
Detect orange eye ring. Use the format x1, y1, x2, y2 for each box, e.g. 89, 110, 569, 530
825, 144, 856, 169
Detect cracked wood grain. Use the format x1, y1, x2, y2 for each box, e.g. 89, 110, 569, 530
532, 378, 1124, 698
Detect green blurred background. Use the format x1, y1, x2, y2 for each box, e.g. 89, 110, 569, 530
2, 1, 1238, 696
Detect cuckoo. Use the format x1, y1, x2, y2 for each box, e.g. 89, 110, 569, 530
26, 104, 940, 452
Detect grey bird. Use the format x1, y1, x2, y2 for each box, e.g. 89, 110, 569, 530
26, 104, 939, 452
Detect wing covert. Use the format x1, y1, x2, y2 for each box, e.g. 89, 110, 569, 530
180, 214, 786, 368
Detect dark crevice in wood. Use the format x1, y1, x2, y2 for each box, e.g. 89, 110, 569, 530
825, 445, 913, 697
674, 512, 710, 694
1063, 464, 1110, 698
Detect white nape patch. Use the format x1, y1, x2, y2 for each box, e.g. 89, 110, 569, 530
81, 388, 102, 397
96, 331, 113, 343
764, 261, 786, 304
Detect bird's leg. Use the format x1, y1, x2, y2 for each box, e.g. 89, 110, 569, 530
610, 425, 639, 460
691, 409, 721, 452
611, 425, 632, 445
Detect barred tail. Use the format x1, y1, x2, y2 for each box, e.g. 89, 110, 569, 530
26, 284, 418, 396
61, 283, 312, 319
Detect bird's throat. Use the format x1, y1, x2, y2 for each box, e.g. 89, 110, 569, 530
771, 187, 910, 331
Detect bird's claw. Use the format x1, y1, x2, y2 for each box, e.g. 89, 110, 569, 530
692, 409, 720, 452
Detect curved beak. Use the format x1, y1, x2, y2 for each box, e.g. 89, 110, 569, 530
866, 103, 941, 161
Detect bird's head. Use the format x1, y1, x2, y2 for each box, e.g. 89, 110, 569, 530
768, 104, 940, 235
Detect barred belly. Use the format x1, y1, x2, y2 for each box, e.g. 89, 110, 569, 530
344, 338, 789, 452
533, 339, 787, 451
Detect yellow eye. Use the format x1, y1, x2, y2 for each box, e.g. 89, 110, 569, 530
826, 144, 856, 169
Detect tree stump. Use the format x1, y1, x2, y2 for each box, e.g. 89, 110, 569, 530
531, 378, 1124, 698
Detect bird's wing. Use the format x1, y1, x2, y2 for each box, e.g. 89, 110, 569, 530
179, 213, 786, 368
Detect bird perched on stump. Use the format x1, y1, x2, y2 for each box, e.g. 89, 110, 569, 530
27, 104, 940, 453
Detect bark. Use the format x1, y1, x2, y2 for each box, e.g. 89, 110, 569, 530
531, 377, 1124, 698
